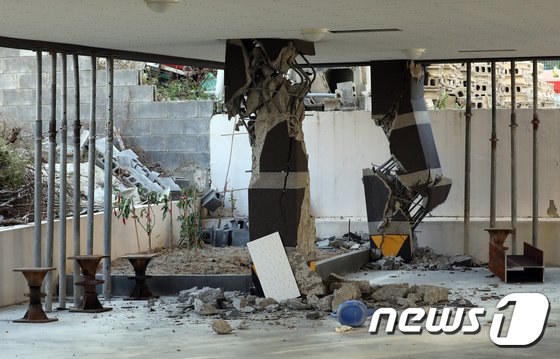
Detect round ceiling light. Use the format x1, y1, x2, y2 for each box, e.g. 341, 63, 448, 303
144, 0, 184, 13
300, 28, 330, 42
402, 48, 426, 60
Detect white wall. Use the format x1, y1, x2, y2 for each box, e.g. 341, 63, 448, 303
210, 110, 560, 264
0, 203, 177, 307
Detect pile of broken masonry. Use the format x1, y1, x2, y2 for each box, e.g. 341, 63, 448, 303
165, 251, 475, 334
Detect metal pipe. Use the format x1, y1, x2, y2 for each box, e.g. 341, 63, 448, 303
463, 61, 472, 255
58, 53, 68, 309
33, 51, 43, 268
510, 61, 518, 255
103, 56, 114, 300
489, 62, 497, 227
45, 51, 57, 312
86, 56, 96, 256
532, 60, 540, 247
72, 53, 82, 306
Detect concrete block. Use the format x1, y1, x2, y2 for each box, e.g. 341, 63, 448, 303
0, 74, 18, 89
149, 119, 186, 135
0, 105, 19, 118
116, 85, 154, 103
144, 151, 184, 169
156, 177, 181, 192
129, 102, 168, 119
0, 47, 22, 58
192, 152, 210, 167
114, 69, 140, 86
2, 57, 38, 73
197, 117, 210, 133
167, 101, 198, 118
164, 134, 197, 152
129, 135, 167, 152
197, 100, 214, 118
197, 135, 209, 152
314, 249, 370, 280
1, 89, 34, 105
127, 118, 151, 137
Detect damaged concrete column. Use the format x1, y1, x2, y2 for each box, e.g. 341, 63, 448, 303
364, 60, 452, 262
224, 39, 316, 260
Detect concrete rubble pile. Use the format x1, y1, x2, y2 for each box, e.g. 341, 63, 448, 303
84, 131, 181, 197
315, 232, 370, 251
166, 275, 457, 330
365, 246, 478, 271
425, 62, 556, 109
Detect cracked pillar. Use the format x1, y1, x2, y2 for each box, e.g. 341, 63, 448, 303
224, 39, 317, 261
364, 60, 452, 261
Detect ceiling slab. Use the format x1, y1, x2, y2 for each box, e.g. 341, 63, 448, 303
0, 0, 559, 66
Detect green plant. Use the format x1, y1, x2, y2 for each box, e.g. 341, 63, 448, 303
228, 190, 237, 217
113, 189, 165, 252
177, 187, 203, 249
0, 138, 28, 189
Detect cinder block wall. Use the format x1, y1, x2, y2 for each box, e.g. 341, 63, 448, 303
0, 47, 213, 187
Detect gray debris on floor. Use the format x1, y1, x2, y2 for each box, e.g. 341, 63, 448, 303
315, 233, 370, 251
364, 247, 478, 271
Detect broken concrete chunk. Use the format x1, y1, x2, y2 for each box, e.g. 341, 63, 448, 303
266, 304, 280, 312
415, 285, 449, 304
406, 293, 422, 303
316, 239, 331, 248
287, 250, 325, 297
194, 299, 219, 315
255, 297, 278, 310
191, 287, 224, 306
306, 311, 322, 320
241, 306, 256, 313
177, 287, 199, 303
331, 284, 361, 312
370, 284, 409, 303
282, 298, 312, 311
448, 255, 474, 267
396, 298, 415, 308
232, 297, 248, 311
211, 319, 233, 334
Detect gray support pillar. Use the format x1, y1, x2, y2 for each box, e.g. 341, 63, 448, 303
33, 51, 43, 268
103, 56, 114, 300
45, 51, 57, 311
510, 62, 518, 254
72, 53, 82, 306
86, 56, 96, 256
489, 62, 497, 227
58, 53, 68, 309
463, 62, 472, 255
532, 60, 540, 247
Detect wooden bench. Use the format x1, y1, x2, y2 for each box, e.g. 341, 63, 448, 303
488, 240, 544, 283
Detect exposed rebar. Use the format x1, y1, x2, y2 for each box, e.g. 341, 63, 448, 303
58, 53, 68, 309
72, 53, 82, 306
33, 51, 43, 268
489, 61, 497, 227
463, 61, 472, 255
510, 61, 518, 254
532, 60, 540, 247
45, 51, 57, 312
103, 56, 114, 300
86, 56, 96, 256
